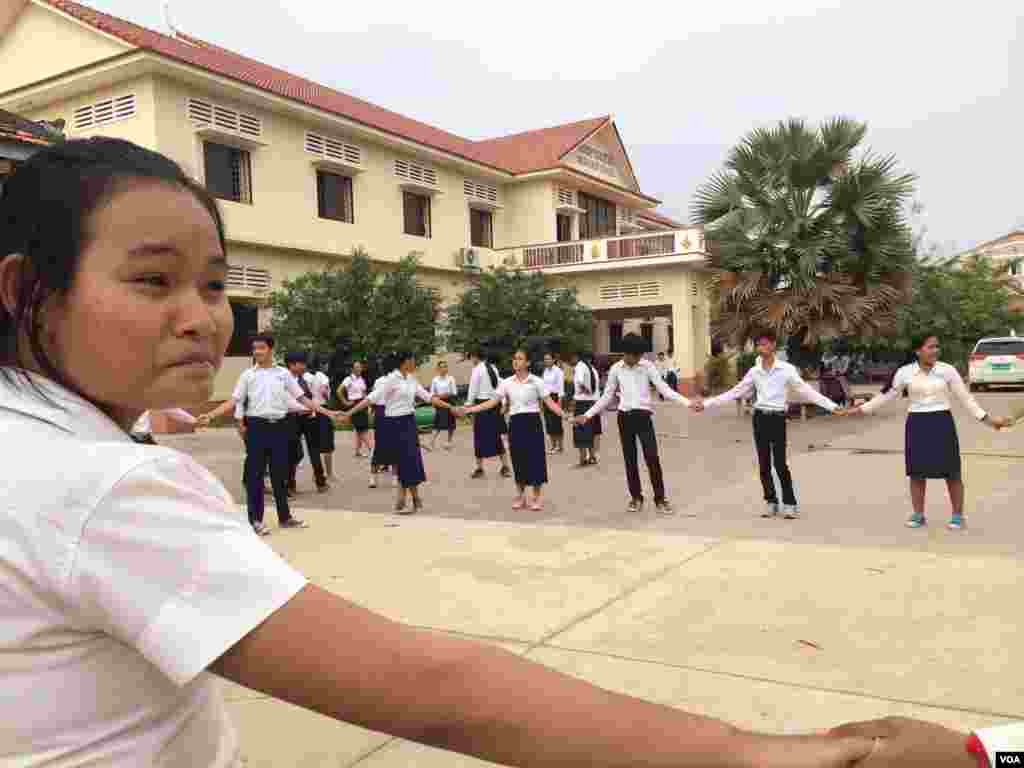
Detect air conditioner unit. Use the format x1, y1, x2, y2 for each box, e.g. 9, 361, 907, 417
458, 247, 480, 271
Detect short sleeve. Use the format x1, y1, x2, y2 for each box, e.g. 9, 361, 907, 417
67, 454, 307, 687
231, 370, 248, 402
494, 379, 508, 399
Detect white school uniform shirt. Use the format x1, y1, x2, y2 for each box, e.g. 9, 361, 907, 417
0, 374, 307, 767
304, 371, 330, 406
130, 408, 197, 436
585, 359, 689, 419
542, 365, 565, 398
860, 361, 987, 420
572, 361, 601, 402
467, 361, 501, 402
430, 375, 457, 397
703, 357, 839, 413
368, 370, 432, 417
340, 375, 367, 401
495, 374, 549, 416
230, 365, 304, 420
974, 723, 1024, 768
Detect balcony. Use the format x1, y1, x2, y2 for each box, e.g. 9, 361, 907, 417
499, 228, 706, 272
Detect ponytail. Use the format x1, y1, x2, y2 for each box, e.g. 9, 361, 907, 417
487, 363, 499, 389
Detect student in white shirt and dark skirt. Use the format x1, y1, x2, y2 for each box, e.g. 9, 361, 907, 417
567, 349, 602, 466
576, 334, 692, 515
542, 351, 565, 454
461, 349, 570, 511
338, 360, 372, 459
429, 359, 457, 451
850, 332, 1009, 529
306, 356, 336, 481
285, 351, 328, 494
342, 351, 456, 513
466, 348, 512, 479
697, 329, 843, 520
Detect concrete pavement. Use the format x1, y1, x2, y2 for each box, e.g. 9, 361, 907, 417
162, 391, 1023, 767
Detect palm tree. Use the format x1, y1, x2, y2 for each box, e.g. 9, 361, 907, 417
692, 118, 918, 354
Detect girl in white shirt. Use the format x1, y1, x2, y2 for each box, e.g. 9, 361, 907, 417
460, 349, 570, 511
466, 348, 512, 479
429, 359, 458, 451
542, 351, 566, 454
850, 333, 1008, 529
567, 350, 603, 466
342, 351, 455, 513
338, 360, 372, 460
0, 135, 890, 768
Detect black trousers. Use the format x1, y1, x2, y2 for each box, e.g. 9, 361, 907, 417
245, 418, 293, 525
752, 410, 796, 505
288, 414, 326, 489
617, 410, 666, 503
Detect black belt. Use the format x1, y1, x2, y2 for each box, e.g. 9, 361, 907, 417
248, 416, 285, 423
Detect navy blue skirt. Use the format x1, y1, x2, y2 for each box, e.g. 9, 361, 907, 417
509, 412, 547, 487
473, 400, 505, 458
317, 413, 335, 453
544, 394, 563, 436
433, 396, 456, 432
905, 411, 961, 479
391, 414, 426, 488
371, 405, 394, 468
350, 399, 370, 433
572, 399, 595, 447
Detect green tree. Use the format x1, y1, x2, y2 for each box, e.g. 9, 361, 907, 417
893, 255, 1024, 368
267, 249, 439, 365
692, 117, 918, 357
444, 268, 593, 365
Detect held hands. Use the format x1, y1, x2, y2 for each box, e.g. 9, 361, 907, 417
196, 413, 213, 428
987, 415, 1010, 431
573, 414, 589, 426
336, 411, 351, 424
689, 398, 705, 413
828, 717, 975, 768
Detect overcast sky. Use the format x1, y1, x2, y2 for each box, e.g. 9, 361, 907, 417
87, 0, 1021, 253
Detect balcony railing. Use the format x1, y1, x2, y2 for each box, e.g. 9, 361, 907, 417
501, 228, 704, 272
523, 243, 585, 268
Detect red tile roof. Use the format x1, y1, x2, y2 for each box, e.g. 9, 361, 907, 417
637, 209, 685, 228
40, 0, 624, 181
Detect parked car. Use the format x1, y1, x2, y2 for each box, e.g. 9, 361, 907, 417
968, 336, 1024, 391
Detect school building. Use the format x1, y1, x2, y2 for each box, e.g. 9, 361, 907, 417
0, 0, 712, 401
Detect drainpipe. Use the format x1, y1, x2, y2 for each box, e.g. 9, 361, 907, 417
0, 0, 29, 42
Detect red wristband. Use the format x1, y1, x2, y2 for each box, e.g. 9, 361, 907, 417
967, 733, 990, 768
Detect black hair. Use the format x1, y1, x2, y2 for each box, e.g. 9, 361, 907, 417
620, 333, 650, 356
752, 329, 777, 344
0, 137, 225, 401
284, 351, 307, 366
394, 350, 415, 368
910, 332, 939, 352
252, 333, 275, 350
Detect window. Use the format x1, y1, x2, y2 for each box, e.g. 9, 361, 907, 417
609, 322, 624, 353
974, 340, 1024, 356
578, 191, 616, 239
668, 325, 675, 356
226, 300, 259, 356
73, 94, 136, 131
203, 142, 252, 204
1011, 260, 1021, 276
470, 208, 493, 248
317, 171, 353, 223
556, 214, 572, 242
403, 191, 431, 237
641, 323, 654, 348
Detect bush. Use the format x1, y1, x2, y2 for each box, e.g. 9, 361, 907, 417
736, 350, 758, 380
704, 353, 736, 393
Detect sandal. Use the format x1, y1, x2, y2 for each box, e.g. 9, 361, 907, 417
511, 496, 526, 510
529, 499, 544, 512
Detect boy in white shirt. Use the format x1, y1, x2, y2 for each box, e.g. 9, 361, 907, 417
694, 329, 844, 519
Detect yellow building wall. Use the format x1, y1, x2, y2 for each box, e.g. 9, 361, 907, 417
24, 76, 158, 148
0, 3, 134, 95
501, 180, 556, 247
150, 77, 527, 274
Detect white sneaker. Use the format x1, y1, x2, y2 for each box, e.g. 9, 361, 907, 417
782, 505, 800, 519
762, 502, 779, 518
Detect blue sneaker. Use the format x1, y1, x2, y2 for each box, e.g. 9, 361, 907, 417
905, 514, 926, 529
947, 515, 965, 531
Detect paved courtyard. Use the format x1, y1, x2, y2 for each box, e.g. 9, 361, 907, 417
162, 392, 1024, 767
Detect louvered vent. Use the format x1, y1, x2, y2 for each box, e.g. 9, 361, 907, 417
72, 94, 136, 130
226, 265, 271, 292
187, 97, 262, 140
463, 179, 499, 204
305, 131, 363, 167
394, 158, 438, 187
599, 281, 662, 302
555, 187, 576, 207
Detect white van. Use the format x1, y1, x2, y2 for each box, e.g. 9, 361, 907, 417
968, 336, 1024, 391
